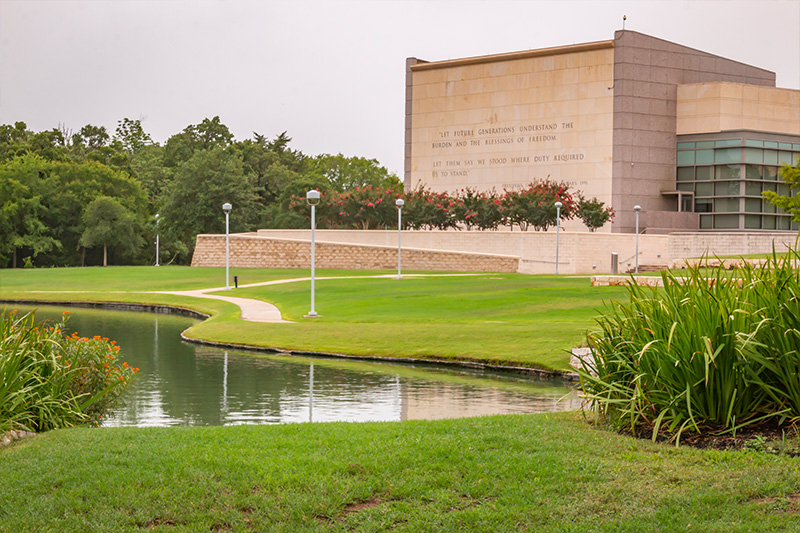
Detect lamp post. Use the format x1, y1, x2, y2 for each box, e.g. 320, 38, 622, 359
154, 213, 160, 267
306, 190, 320, 317
634, 205, 641, 274
555, 201, 562, 275
395, 198, 404, 280
222, 203, 232, 290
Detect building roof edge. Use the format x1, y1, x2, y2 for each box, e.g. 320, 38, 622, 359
409, 39, 615, 71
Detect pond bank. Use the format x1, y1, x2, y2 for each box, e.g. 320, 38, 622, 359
1, 298, 580, 381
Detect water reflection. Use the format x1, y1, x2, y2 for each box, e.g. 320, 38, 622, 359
3, 304, 581, 427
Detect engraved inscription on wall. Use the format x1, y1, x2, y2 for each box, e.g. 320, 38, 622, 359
429, 121, 587, 184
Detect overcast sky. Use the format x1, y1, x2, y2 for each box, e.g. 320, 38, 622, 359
1, 0, 798, 176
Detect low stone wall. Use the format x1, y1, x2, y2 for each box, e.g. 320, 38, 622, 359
668, 232, 799, 265
191, 234, 519, 272
255, 229, 669, 275
192, 230, 799, 274
590, 275, 664, 287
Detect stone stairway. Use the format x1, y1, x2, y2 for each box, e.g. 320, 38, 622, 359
625, 264, 669, 274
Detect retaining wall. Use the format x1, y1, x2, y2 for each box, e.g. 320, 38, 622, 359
192, 230, 798, 274
668, 232, 800, 264
254, 229, 669, 274
191, 234, 519, 272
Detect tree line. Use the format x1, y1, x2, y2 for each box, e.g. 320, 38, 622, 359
0, 118, 400, 267
0, 117, 617, 268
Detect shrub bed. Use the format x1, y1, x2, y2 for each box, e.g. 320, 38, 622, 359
0, 310, 136, 432
579, 248, 800, 443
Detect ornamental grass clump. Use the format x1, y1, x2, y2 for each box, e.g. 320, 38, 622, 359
579, 248, 800, 443
0, 310, 137, 433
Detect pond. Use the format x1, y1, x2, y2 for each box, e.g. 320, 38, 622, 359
3, 303, 581, 426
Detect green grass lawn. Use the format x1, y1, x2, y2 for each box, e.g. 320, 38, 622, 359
0, 265, 396, 292
0, 267, 627, 372
2, 411, 799, 532
4, 267, 800, 531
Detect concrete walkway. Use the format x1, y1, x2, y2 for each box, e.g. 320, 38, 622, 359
157, 273, 482, 324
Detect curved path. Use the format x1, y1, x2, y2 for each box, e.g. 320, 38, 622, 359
157, 273, 481, 324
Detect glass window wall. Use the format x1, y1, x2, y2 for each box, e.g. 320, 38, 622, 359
744, 181, 761, 196
744, 215, 761, 229
715, 165, 740, 180
715, 148, 741, 164
676, 139, 798, 231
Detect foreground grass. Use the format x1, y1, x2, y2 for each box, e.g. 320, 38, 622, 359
2, 412, 800, 532
0, 267, 627, 371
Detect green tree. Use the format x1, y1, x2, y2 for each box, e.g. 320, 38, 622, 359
238, 132, 319, 228
763, 161, 800, 222
0, 122, 32, 163
575, 194, 615, 232
114, 118, 153, 155
71, 124, 110, 152
40, 160, 150, 266
160, 147, 260, 261
0, 155, 60, 267
28, 128, 69, 161
163, 117, 234, 167
130, 144, 171, 204
79, 196, 143, 267
314, 153, 401, 191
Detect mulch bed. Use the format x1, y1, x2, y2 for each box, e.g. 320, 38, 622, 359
618, 420, 800, 454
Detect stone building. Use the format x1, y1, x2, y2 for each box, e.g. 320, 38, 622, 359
404, 30, 800, 233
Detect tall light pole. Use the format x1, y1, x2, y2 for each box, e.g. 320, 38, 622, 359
222, 203, 232, 290
395, 198, 404, 280
555, 201, 562, 275
154, 213, 160, 267
306, 190, 320, 317
634, 204, 641, 274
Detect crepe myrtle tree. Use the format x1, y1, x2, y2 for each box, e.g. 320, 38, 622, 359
575, 193, 615, 232
501, 180, 575, 231
403, 186, 458, 230
452, 187, 504, 231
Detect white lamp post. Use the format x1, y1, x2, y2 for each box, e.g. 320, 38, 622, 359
634, 205, 641, 274
395, 198, 404, 279
154, 213, 160, 267
222, 203, 232, 290
306, 190, 320, 317
555, 201, 562, 275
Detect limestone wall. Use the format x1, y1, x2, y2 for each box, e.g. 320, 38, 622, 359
668, 232, 800, 264
193, 230, 798, 274
255, 229, 669, 275
191, 234, 519, 273
407, 41, 616, 235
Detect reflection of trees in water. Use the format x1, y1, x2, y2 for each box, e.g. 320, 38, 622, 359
400, 381, 581, 421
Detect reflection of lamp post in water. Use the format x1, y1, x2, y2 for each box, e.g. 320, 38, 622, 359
222, 351, 228, 416
308, 364, 314, 423
153, 314, 159, 370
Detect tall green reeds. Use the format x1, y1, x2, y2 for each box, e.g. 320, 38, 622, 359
0, 310, 136, 433
579, 248, 800, 442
